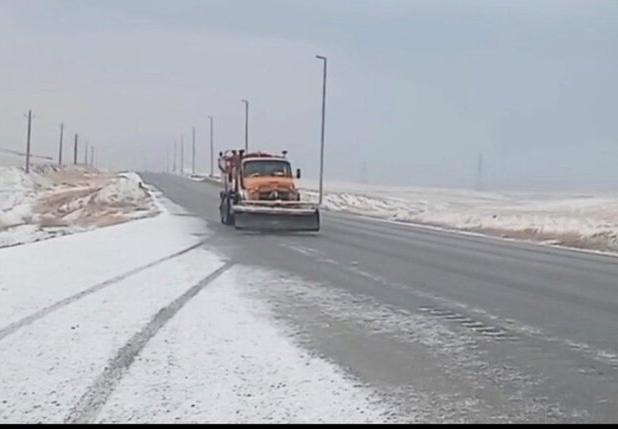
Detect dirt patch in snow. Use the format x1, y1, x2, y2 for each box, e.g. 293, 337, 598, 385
43, 168, 116, 189
34, 174, 155, 229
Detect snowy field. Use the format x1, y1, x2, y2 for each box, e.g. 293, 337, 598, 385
0, 165, 157, 248
0, 177, 392, 423
299, 180, 618, 253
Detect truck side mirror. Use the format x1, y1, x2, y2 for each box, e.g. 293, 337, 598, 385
296, 169, 301, 179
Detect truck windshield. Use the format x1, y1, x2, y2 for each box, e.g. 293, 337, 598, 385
243, 160, 292, 178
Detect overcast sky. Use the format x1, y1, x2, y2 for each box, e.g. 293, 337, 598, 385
2, 0, 618, 190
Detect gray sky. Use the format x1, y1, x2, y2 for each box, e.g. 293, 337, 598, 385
2, 0, 618, 190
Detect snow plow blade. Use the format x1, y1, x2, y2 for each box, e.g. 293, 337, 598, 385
233, 204, 320, 232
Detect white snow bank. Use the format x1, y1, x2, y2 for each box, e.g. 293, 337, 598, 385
92, 174, 148, 207
0, 166, 157, 248
0, 166, 52, 229
299, 180, 618, 252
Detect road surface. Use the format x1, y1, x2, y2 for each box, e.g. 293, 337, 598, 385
142, 173, 618, 422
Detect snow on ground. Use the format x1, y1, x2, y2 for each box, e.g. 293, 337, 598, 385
0, 166, 51, 229
0, 191, 203, 329
98, 266, 387, 424
299, 180, 618, 252
0, 165, 157, 248
0, 185, 390, 423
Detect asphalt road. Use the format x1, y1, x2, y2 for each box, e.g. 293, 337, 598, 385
143, 173, 618, 423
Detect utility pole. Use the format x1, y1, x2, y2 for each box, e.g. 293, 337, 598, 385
180, 134, 184, 175
476, 152, 484, 191
58, 122, 64, 167
84, 141, 89, 166
242, 99, 249, 151
73, 134, 79, 165
173, 140, 177, 173
192, 126, 196, 175
316, 55, 328, 205
90, 146, 95, 168
209, 115, 214, 177
24, 110, 32, 173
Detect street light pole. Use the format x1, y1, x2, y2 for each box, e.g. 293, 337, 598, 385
73, 134, 79, 165
192, 126, 196, 175
58, 122, 64, 167
316, 55, 328, 205
242, 99, 249, 152
173, 140, 177, 173
209, 115, 214, 177
180, 134, 184, 175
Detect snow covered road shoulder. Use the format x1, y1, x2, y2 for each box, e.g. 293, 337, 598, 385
97, 266, 387, 424
0, 186, 391, 423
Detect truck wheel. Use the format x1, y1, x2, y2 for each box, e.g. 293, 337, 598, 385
226, 199, 235, 226
221, 197, 235, 226
219, 197, 227, 224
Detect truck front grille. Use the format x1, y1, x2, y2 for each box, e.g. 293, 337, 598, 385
259, 191, 292, 201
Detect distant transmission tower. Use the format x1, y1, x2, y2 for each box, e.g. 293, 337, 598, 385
476, 152, 484, 190
361, 161, 368, 184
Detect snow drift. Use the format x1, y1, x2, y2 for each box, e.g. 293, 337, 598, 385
0, 166, 157, 247
300, 181, 618, 253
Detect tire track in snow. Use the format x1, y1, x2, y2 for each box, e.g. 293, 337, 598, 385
0, 240, 207, 342
64, 261, 235, 424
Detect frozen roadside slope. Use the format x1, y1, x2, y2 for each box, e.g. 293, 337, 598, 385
300, 180, 618, 253
0, 166, 158, 248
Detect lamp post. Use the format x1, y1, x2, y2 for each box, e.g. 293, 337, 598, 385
315, 55, 328, 205
241, 99, 249, 152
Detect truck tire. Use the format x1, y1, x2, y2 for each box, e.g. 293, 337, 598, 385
219, 195, 226, 224
221, 196, 235, 226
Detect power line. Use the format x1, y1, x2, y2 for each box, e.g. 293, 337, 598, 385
0, 146, 52, 161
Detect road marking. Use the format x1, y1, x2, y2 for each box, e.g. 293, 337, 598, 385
280, 243, 343, 266
64, 261, 234, 424
0, 240, 207, 343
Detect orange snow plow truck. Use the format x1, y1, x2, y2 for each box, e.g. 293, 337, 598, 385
218, 149, 320, 231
